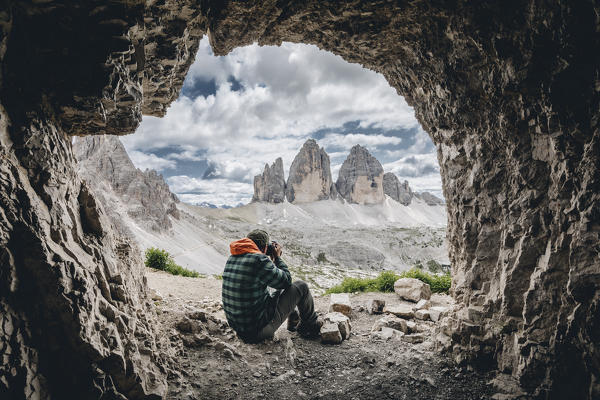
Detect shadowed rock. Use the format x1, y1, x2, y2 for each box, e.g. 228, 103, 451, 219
383, 172, 414, 205
336, 145, 385, 204
252, 157, 286, 203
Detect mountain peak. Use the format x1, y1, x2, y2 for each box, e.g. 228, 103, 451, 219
336, 145, 384, 204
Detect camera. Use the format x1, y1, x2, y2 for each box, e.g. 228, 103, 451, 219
266, 241, 281, 258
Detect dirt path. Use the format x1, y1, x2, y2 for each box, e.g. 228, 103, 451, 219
147, 271, 494, 400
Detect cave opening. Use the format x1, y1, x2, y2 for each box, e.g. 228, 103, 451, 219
102, 35, 451, 285
0, 1, 597, 399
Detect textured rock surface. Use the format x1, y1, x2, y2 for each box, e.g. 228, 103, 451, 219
394, 278, 433, 302
329, 293, 352, 317
286, 139, 334, 203
336, 145, 385, 205
0, 113, 170, 399
252, 158, 286, 203
1, 0, 598, 399
74, 135, 180, 233
414, 192, 444, 206
323, 312, 351, 340
383, 173, 414, 206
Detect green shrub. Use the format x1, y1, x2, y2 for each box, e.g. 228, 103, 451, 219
325, 268, 451, 294
397, 268, 451, 293
144, 247, 201, 278
426, 260, 442, 274
317, 252, 328, 263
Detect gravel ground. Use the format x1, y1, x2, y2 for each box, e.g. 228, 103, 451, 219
147, 270, 495, 400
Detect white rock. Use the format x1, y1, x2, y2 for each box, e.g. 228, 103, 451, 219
383, 304, 415, 319
413, 299, 431, 311
371, 316, 408, 333
415, 310, 430, 321
380, 327, 403, 340
329, 293, 352, 317
406, 320, 417, 333
394, 278, 432, 302
320, 323, 343, 344
324, 312, 351, 340
429, 306, 449, 322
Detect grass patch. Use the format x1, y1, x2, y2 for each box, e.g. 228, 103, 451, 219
145, 247, 201, 278
398, 268, 451, 293
325, 268, 451, 294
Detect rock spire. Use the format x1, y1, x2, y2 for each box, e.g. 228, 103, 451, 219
286, 139, 335, 203
252, 158, 286, 203
383, 172, 414, 206
336, 145, 384, 204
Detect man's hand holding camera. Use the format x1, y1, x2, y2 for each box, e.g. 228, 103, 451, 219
266, 241, 282, 261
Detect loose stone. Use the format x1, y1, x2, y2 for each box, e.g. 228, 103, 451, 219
329, 293, 352, 317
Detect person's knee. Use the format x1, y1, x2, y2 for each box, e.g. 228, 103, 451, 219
292, 280, 309, 295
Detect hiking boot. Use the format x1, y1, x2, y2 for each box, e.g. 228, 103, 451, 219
287, 310, 300, 332
297, 317, 323, 339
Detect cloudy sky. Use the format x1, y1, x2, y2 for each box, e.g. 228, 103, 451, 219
122, 37, 442, 207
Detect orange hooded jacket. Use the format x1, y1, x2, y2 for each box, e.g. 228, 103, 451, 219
229, 238, 264, 255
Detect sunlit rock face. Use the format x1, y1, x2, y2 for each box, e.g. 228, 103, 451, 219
336, 145, 385, 205
0, 1, 598, 399
74, 135, 180, 233
286, 139, 335, 203
252, 158, 286, 203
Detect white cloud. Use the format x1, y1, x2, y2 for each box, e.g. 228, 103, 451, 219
167, 176, 253, 206
127, 150, 176, 172
320, 133, 402, 151
120, 37, 441, 207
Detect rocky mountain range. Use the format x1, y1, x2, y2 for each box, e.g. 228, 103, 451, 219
253, 139, 443, 206
73, 135, 180, 233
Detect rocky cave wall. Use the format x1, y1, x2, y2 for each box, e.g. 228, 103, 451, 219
0, 1, 598, 399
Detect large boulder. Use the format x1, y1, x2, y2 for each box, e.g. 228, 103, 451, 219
335, 145, 384, 204
252, 157, 286, 203
286, 139, 334, 203
394, 278, 432, 302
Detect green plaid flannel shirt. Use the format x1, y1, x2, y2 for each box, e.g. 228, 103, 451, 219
222, 253, 291, 335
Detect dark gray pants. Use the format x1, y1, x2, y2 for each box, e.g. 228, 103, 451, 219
257, 280, 317, 340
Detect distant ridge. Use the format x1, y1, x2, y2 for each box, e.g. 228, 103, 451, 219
252, 139, 443, 206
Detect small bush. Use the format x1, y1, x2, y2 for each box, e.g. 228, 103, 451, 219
398, 268, 451, 293
317, 252, 328, 263
325, 268, 451, 294
144, 247, 201, 278
426, 260, 442, 274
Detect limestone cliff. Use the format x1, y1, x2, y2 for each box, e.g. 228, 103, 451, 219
336, 145, 385, 205
383, 172, 414, 206
286, 139, 335, 203
74, 135, 180, 233
252, 157, 286, 203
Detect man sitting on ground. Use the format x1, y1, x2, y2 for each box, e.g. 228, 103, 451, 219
222, 229, 321, 343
